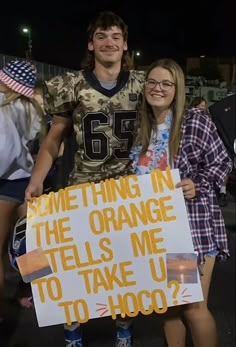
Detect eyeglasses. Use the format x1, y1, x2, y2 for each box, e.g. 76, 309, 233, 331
145, 79, 175, 91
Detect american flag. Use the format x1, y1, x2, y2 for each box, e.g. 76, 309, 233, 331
0, 60, 36, 98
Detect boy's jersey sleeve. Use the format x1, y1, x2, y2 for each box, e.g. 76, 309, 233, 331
43, 72, 81, 117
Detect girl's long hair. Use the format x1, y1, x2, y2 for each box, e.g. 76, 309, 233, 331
138, 58, 186, 163
1, 89, 46, 142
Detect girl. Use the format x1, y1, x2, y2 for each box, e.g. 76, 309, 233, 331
130, 59, 232, 347
0, 60, 43, 318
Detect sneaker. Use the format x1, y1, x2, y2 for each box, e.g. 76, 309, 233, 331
116, 326, 133, 347
65, 336, 83, 347
65, 340, 83, 347
64, 323, 83, 347
18, 296, 34, 308
218, 193, 227, 207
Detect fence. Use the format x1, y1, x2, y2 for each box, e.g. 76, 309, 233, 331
0, 53, 77, 80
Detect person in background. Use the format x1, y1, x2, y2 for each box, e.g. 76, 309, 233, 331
189, 96, 228, 206
25, 11, 145, 347
130, 58, 232, 347
189, 96, 209, 112
0, 60, 44, 320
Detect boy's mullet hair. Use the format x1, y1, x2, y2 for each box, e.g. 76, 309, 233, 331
87, 11, 128, 41
81, 11, 133, 70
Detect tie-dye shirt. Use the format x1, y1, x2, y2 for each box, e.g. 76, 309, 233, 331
130, 113, 172, 175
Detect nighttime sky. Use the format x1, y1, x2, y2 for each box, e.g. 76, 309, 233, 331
0, 1, 235, 69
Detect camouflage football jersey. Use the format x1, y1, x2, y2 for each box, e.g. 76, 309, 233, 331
44, 69, 145, 185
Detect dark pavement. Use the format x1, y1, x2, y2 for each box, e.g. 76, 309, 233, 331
1, 194, 235, 347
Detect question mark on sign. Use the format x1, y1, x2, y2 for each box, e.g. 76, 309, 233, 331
168, 280, 180, 305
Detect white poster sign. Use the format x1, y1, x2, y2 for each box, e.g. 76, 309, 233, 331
24, 169, 203, 327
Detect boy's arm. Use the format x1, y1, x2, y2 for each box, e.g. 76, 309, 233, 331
25, 115, 72, 200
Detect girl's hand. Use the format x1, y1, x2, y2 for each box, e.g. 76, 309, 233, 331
176, 178, 196, 200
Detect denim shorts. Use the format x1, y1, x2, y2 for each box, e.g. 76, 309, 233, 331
0, 178, 30, 204
205, 250, 219, 257
198, 250, 219, 276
